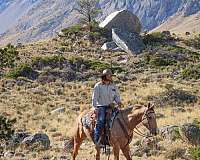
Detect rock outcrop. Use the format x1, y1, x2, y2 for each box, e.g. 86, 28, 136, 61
100, 10, 144, 55
99, 10, 141, 34
112, 28, 145, 54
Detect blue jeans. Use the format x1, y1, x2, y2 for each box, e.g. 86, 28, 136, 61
94, 106, 107, 143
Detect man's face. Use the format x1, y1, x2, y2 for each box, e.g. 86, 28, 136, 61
106, 74, 112, 81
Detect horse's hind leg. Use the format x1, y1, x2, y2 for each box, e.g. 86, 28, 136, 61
72, 141, 81, 160
95, 147, 101, 160
121, 145, 132, 160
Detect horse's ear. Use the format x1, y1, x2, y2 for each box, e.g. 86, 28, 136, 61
148, 103, 154, 109
151, 104, 155, 110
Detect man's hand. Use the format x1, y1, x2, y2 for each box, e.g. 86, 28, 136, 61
118, 102, 123, 108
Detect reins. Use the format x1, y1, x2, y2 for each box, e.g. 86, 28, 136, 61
123, 108, 155, 138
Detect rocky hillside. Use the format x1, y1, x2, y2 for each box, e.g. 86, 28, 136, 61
0, 23, 200, 159
0, 0, 200, 45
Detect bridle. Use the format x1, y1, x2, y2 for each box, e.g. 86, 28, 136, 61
133, 108, 156, 138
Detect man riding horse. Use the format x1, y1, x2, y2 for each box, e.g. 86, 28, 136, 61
64, 68, 158, 160
92, 69, 123, 147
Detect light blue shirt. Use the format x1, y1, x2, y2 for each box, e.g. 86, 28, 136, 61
92, 82, 121, 107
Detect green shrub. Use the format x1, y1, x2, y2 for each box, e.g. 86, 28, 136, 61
174, 128, 181, 140
144, 54, 177, 67
61, 22, 109, 41
181, 65, 200, 80
148, 88, 197, 107
6, 63, 34, 79
90, 21, 110, 39
165, 147, 186, 160
184, 34, 200, 50
0, 114, 16, 141
88, 60, 110, 70
32, 55, 66, 67
149, 57, 176, 67
189, 146, 200, 160
162, 45, 200, 61
61, 25, 83, 35
68, 56, 85, 64
0, 44, 19, 69
193, 119, 200, 129
143, 32, 174, 45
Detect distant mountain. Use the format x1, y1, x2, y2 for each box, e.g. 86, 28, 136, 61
0, 0, 200, 45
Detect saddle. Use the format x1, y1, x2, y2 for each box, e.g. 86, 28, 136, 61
82, 107, 119, 146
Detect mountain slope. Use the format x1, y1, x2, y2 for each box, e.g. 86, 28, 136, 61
0, 0, 200, 45
151, 11, 200, 36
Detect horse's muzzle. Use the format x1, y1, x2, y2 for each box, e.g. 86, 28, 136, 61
151, 128, 157, 136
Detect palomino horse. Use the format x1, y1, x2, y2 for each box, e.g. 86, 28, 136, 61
64, 103, 157, 160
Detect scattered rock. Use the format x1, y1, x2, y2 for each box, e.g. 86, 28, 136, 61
30, 87, 46, 95
172, 107, 186, 113
38, 69, 78, 84
159, 125, 180, 141
51, 107, 65, 114
8, 132, 30, 149
156, 113, 165, 119
101, 41, 123, 51
112, 28, 145, 54
164, 147, 187, 160
132, 137, 162, 157
180, 123, 200, 146
57, 31, 65, 37
117, 55, 128, 64
49, 128, 57, 132
52, 133, 62, 138
99, 10, 141, 34
60, 155, 70, 160
21, 133, 50, 150
4, 151, 14, 158
14, 152, 25, 157
1, 79, 16, 89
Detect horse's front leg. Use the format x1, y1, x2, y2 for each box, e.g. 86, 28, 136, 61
121, 145, 132, 160
95, 146, 100, 160
72, 129, 86, 160
72, 142, 81, 160
113, 146, 120, 160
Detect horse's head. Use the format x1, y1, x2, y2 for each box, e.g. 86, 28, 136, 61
141, 103, 157, 136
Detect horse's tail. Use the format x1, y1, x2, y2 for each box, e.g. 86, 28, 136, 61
63, 137, 74, 153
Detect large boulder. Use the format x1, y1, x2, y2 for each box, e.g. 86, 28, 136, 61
112, 28, 145, 54
21, 133, 50, 150
179, 123, 200, 145
99, 10, 141, 34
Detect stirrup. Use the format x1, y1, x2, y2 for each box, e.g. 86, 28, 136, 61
94, 138, 104, 148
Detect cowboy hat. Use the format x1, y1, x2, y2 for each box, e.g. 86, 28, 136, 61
102, 69, 112, 76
